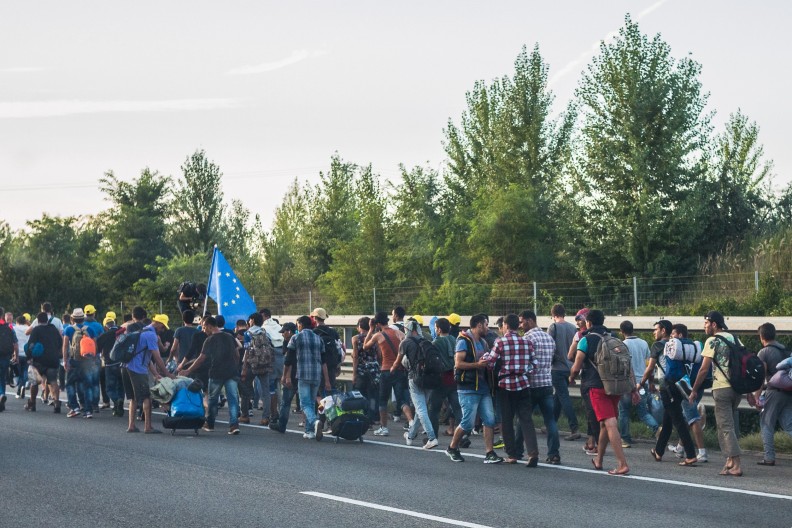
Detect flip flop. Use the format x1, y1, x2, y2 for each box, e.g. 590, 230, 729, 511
650, 448, 662, 462
126, 428, 140, 433
678, 458, 698, 467
608, 467, 630, 476
591, 458, 603, 471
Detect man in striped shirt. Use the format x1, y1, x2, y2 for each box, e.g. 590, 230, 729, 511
484, 313, 538, 464
522, 309, 562, 465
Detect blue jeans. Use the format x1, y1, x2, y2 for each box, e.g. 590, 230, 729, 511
66, 359, 98, 413
457, 391, 496, 432
619, 385, 659, 443
277, 385, 296, 433
0, 358, 9, 396
552, 370, 578, 431
407, 379, 436, 441
104, 364, 125, 403
298, 379, 320, 433
16, 357, 28, 388
207, 377, 240, 428
532, 386, 560, 458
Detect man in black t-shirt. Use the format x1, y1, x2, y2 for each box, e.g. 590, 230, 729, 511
26, 312, 62, 413
177, 282, 207, 314
181, 316, 241, 435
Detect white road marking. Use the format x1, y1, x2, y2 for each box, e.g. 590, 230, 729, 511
300, 491, 494, 528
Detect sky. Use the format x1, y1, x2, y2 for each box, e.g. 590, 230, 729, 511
2, 1, 790, 231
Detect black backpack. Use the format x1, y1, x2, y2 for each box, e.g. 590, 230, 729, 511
315, 327, 343, 370
713, 335, 765, 394
0, 324, 14, 359
407, 337, 443, 390
110, 331, 142, 363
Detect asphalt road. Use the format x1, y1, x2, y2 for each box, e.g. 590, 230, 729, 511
1, 395, 790, 528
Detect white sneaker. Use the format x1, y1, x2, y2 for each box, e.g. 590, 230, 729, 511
391, 415, 400, 423
303, 432, 316, 439
668, 443, 683, 454
373, 426, 389, 436
697, 452, 709, 463
404, 432, 413, 446
424, 438, 439, 450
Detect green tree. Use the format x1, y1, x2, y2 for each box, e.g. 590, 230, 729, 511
169, 149, 225, 255
98, 168, 171, 296
572, 16, 710, 281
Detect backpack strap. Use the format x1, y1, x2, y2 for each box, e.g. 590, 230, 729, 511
712, 335, 732, 381
380, 330, 397, 358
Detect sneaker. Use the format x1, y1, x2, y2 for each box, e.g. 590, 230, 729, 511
668, 443, 683, 454
493, 437, 505, 449
445, 447, 465, 462
424, 438, 439, 450
484, 451, 504, 464
99, 402, 111, 409
202, 425, 215, 432
303, 432, 316, 439
697, 453, 709, 463
621, 441, 631, 448
66, 409, 80, 418
404, 432, 413, 446
47, 398, 55, 406
373, 426, 390, 436
228, 425, 240, 435
391, 415, 400, 423
315, 420, 323, 441
84, 412, 93, 419
546, 455, 561, 465
239, 416, 250, 424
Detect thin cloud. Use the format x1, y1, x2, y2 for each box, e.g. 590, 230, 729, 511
0, 98, 239, 119
0, 67, 44, 73
549, 0, 670, 87
226, 49, 329, 75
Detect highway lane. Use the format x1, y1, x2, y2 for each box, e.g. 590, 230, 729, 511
1, 396, 790, 528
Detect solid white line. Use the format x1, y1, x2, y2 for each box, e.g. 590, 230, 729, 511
300, 491, 494, 528
152, 409, 792, 502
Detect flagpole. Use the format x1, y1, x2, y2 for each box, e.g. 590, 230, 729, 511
204, 245, 218, 316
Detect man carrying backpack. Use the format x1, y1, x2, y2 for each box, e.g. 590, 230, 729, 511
639, 320, 697, 466
569, 310, 632, 475
312, 308, 343, 397
0, 307, 19, 412
689, 311, 744, 476
240, 312, 275, 425
62, 308, 101, 418
25, 312, 62, 413
428, 317, 462, 438
396, 320, 440, 449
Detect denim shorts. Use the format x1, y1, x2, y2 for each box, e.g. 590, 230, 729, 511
681, 391, 703, 424
457, 391, 496, 432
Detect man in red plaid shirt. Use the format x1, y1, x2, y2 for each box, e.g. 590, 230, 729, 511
484, 313, 540, 465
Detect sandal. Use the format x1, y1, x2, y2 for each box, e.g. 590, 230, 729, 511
608, 467, 630, 476
591, 458, 603, 471
650, 448, 662, 462
678, 458, 698, 467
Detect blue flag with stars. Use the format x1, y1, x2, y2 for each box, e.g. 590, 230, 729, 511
206, 247, 257, 331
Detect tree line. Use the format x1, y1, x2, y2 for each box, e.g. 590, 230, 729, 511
1, 17, 789, 317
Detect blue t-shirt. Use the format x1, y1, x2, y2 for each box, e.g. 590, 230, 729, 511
124, 326, 160, 375
85, 320, 104, 338
63, 322, 101, 342
455, 331, 489, 394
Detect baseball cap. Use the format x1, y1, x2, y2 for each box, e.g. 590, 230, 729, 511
574, 308, 590, 322
105, 311, 117, 321
411, 315, 424, 325
103, 317, 115, 326
704, 311, 728, 330
23, 313, 31, 323
448, 313, 461, 325
152, 314, 169, 329
311, 307, 329, 320
84, 304, 96, 315
279, 322, 297, 333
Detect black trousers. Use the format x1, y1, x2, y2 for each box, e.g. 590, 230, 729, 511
655, 384, 696, 458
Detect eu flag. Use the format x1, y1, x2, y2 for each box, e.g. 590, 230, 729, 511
206, 247, 257, 330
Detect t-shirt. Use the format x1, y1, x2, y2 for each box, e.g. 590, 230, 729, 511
29, 315, 64, 335
455, 330, 489, 394
577, 326, 609, 391
124, 326, 159, 375
174, 326, 199, 362
547, 321, 576, 372
623, 336, 651, 378
201, 331, 239, 381
84, 320, 104, 338
14, 324, 30, 356
28, 324, 61, 368
758, 342, 790, 392
702, 332, 735, 390
96, 327, 119, 362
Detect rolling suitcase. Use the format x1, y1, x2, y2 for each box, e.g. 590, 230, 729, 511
163, 386, 205, 435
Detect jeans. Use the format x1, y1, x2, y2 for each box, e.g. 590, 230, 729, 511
298, 379, 320, 434
760, 390, 792, 462
619, 385, 659, 443
428, 383, 462, 436
277, 385, 296, 433
207, 377, 240, 428
92, 356, 102, 408
407, 379, 436, 441
500, 388, 536, 459
16, 357, 28, 389
104, 364, 125, 403
552, 370, 578, 431
66, 359, 98, 413
457, 391, 495, 432
257, 372, 271, 419
378, 370, 411, 412
532, 386, 560, 458
0, 358, 9, 396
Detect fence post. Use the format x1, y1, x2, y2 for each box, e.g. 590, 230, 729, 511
533, 281, 537, 314
159, 300, 163, 314
633, 276, 638, 312
755, 270, 759, 292
308, 290, 312, 312
120, 301, 123, 315
373, 288, 377, 313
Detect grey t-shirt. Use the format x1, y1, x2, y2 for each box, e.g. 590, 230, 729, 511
547, 321, 576, 372
758, 342, 789, 392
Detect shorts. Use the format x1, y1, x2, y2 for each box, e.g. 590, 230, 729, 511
682, 390, 703, 424
589, 387, 620, 421
122, 368, 151, 405
29, 364, 58, 385
457, 391, 496, 432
